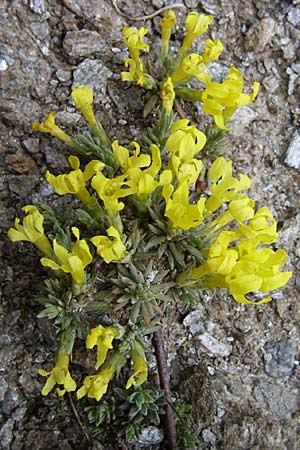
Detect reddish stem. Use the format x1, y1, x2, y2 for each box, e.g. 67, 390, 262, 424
153, 329, 179, 450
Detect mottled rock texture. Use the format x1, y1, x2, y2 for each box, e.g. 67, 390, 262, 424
1, 1, 299, 449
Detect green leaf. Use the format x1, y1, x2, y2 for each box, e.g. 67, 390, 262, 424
37, 304, 63, 319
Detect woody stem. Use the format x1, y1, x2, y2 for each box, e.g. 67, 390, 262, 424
152, 328, 179, 450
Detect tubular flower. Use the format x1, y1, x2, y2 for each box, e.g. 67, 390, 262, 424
190, 230, 292, 304
8, 205, 52, 256
236, 206, 278, 244
126, 144, 162, 199
46, 155, 104, 204
72, 85, 96, 127
40, 227, 93, 287
166, 119, 206, 162
32, 112, 72, 144
121, 58, 147, 87
213, 194, 255, 230
205, 157, 252, 213
122, 26, 149, 62
170, 154, 203, 185
202, 39, 224, 64
77, 351, 126, 401
77, 367, 114, 401
160, 10, 177, 56
162, 77, 175, 115
181, 12, 213, 53
91, 172, 135, 213
126, 341, 148, 389
86, 325, 119, 370
112, 140, 150, 172
202, 67, 260, 129
38, 352, 76, 397
163, 179, 206, 230
171, 53, 210, 85
91, 226, 126, 263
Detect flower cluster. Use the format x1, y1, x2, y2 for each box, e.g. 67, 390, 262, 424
121, 10, 259, 130
7, 9, 291, 415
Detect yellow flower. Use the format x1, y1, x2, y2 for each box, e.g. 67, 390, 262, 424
77, 367, 114, 401
171, 53, 210, 85
112, 140, 150, 172
161, 77, 175, 115
72, 85, 96, 127
77, 351, 126, 401
86, 325, 118, 370
91, 226, 126, 263
190, 230, 292, 304
206, 157, 252, 214
46, 155, 104, 204
170, 154, 203, 185
126, 341, 148, 389
8, 205, 52, 256
236, 206, 278, 244
121, 57, 147, 87
38, 352, 76, 397
181, 12, 213, 53
202, 39, 224, 64
91, 172, 135, 213
160, 10, 177, 57
163, 179, 206, 230
166, 119, 206, 162
122, 26, 149, 62
213, 194, 255, 230
202, 67, 260, 129
126, 144, 162, 199
32, 112, 72, 144
40, 227, 92, 287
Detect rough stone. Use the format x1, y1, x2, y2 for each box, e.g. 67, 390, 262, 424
63, 30, 105, 58
245, 18, 277, 52
254, 380, 300, 419
287, 6, 300, 25
198, 332, 232, 357
286, 63, 300, 95
230, 106, 257, 135
0, 419, 14, 449
72, 59, 113, 100
183, 308, 205, 335
135, 426, 164, 446
6, 151, 37, 174
264, 339, 294, 377
285, 130, 300, 169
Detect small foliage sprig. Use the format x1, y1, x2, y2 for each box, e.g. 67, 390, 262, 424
7, 9, 292, 449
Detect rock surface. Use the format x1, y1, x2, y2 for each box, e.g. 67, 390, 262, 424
1, 1, 300, 449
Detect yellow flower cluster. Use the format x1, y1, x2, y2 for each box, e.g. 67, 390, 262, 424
191, 227, 292, 304
119, 10, 259, 130
77, 326, 147, 401
174, 157, 292, 303
121, 27, 154, 88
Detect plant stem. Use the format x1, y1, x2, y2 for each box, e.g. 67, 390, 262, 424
153, 328, 179, 450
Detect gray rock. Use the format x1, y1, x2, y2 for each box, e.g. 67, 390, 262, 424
254, 380, 300, 419
72, 59, 113, 101
287, 6, 300, 25
56, 111, 82, 126
0, 375, 8, 401
286, 63, 300, 95
206, 62, 229, 82
230, 106, 257, 136
63, 30, 105, 58
56, 69, 72, 82
29, 0, 47, 15
183, 308, 205, 335
8, 174, 39, 198
22, 138, 40, 154
262, 75, 280, 93
135, 426, 163, 446
285, 130, 300, 169
245, 18, 277, 52
198, 332, 232, 357
202, 428, 217, 445
264, 339, 294, 377
0, 419, 14, 449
